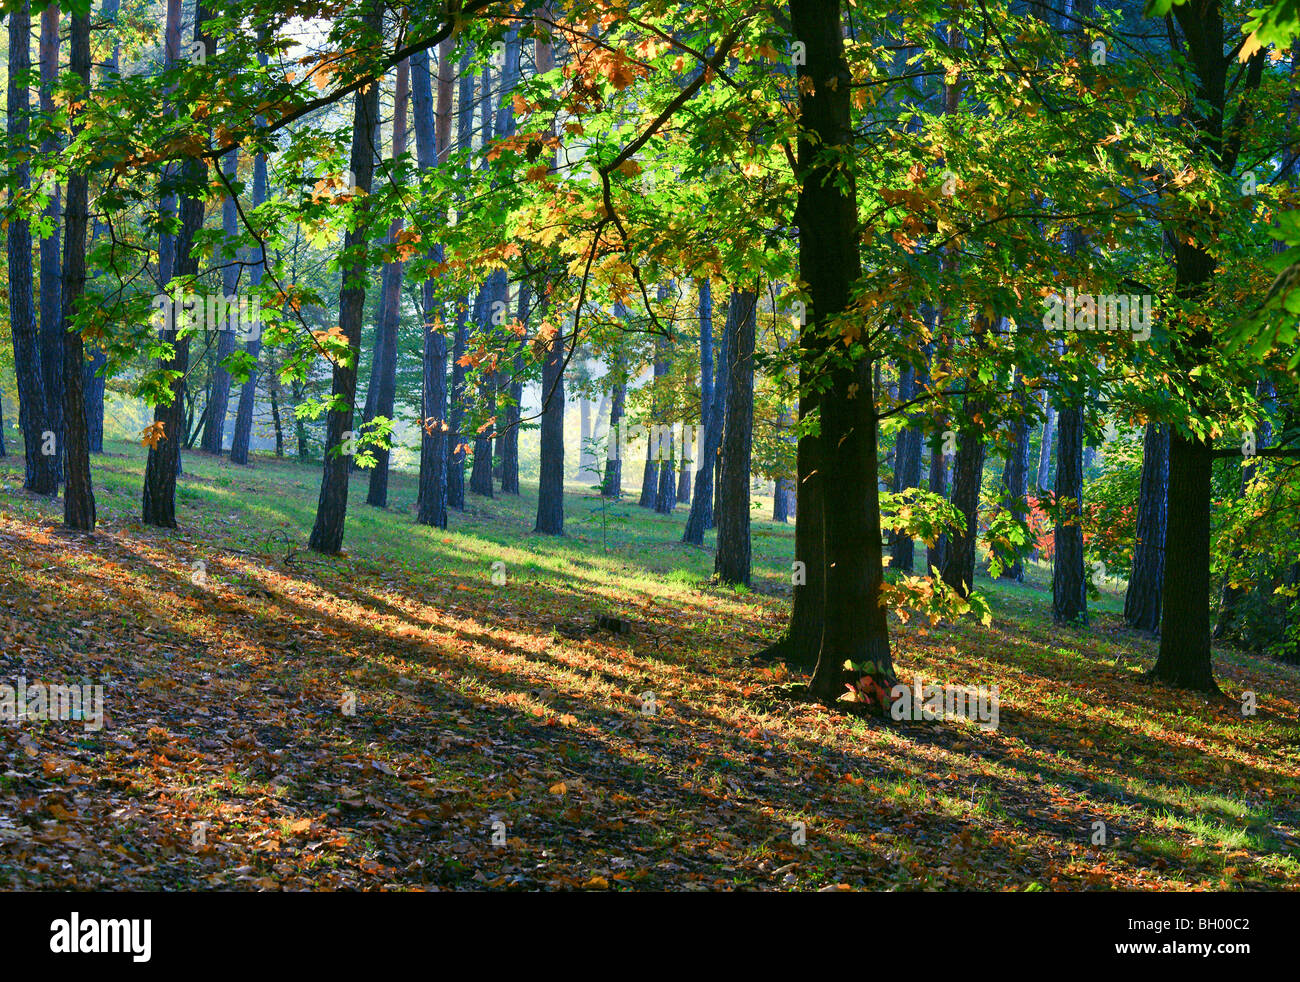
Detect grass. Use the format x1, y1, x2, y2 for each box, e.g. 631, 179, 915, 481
0, 440, 1296, 890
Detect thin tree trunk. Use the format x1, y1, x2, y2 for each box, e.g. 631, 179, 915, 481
533, 8, 563, 536
143, 7, 211, 528
603, 370, 625, 499
82, 0, 119, 454
714, 289, 756, 584
942, 416, 987, 597
684, 281, 724, 542
446, 302, 469, 509
793, 0, 893, 698
414, 38, 452, 526
61, 9, 95, 531
228, 42, 269, 466
367, 58, 410, 508
308, 1, 382, 553
997, 370, 1031, 582
201, 148, 240, 454
888, 362, 921, 569
38, 4, 63, 482
499, 282, 528, 495
1052, 404, 1087, 623
7, 2, 58, 496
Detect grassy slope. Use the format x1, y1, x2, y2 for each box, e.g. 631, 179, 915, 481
0, 441, 1296, 890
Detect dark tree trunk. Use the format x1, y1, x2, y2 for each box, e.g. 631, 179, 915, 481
655, 428, 677, 514
499, 282, 528, 495
201, 148, 240, 455
714, 289, 756, 584
532, 10, 563, 536
603, 373, 625, 498
60, 9, 95, 531
926, 430, 949, 574
678, 457, 692, 504
533, 291, 565, 535
684, 282, 725, 542
367, 58, 410, 509
469, 273, 505, 498
82, 0, 120, 455
790, 0, 896, 696
157, 0, 181, 285
639, 335, 667, 509
772, 479, 793, 522
771, 322, 796, 525
1052, 404, 1087, 624
1125, 422, 1168, 632
997, 372, 1032, 582
639, 452, 658, 507
1152, 432, 1216, 688
888, 362, 922, 570
228, 46, 269, 466
268, 359, 284, 456
446, 302, 469, 509
414, 39, 452, 526
38, 4, 63, 482
308, 2, 382, 553
143, 7, 211, 528
942, 421, 986, 598
7, 2, 58, 496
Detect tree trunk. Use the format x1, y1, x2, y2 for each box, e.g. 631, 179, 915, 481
143, 7, 211, 528
7, 2, 58, 496
413, 39, 451, 527
997, 371, 1031, 582
714, 289, 756, 584
307, 2, 382, 552
469, 274, 505, 498
446, 302, 469, 509
655, 427, 677, 514
942, 419, 987, 598
228, 43, 269, 466
38, 3, 63, 482
499, 282, 528, 495
1152, 432, 1216, 688
201, 148, 240, 455
367, 58, 410, 508
534, 293, 565, 534
887, 362, 921, 569
1052, 404, 1087, 624
684, 281, 725, 541
790, 0, 895, 696
82, 0, 120, 455
603, 370, 626, 498
60, 9, 95, 531
1125, 422, 1168, 632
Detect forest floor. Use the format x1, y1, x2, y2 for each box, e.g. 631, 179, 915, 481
1, 442, 1297, 890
